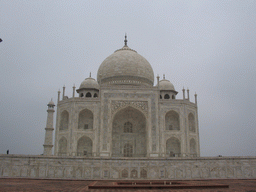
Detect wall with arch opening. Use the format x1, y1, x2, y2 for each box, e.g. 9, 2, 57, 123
165, 110, 180, 130
59, 111, 69, 130
112, 106, 147, 157
78, 109, 93, 130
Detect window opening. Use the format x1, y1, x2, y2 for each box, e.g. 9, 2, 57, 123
86, 92, 92, 97
84, 124, 88, 130
164, 94, 170, 99
93, 93, 98, 98
124, 122, 132, 133
124, 143, 133, 157
131, 169, 138, 178
140, 169, 147, 178
121, 169, 128, 178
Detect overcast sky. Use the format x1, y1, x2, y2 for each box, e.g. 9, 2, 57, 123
0, 1, 255, 157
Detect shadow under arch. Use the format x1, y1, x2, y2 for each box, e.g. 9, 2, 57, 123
78, 109, 93, 130
77, 136, 92, 156
58, 136, 67, 156
111, 106, 147, 157
165, 110, 180, 130
166, 137, 181, 157
60, 110, 69, 130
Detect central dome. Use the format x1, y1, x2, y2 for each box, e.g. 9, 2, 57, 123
97, 38, 154, 87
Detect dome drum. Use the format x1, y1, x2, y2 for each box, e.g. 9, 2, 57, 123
100, 75, 154, 87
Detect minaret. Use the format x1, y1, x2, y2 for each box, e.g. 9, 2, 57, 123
187, 88, 190, 101
157, 74, 160, 88
43, 100, 55, 155
194, 92, 197, 105
182, 87, 185, 100
72, 84, 76, 98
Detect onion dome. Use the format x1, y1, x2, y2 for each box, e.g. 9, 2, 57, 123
78, 77, 100, 90
159, 79, 175, 91
97, 35, 154, 87
47, 99, 55, 107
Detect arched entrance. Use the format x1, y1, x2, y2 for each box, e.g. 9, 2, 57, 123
166, 137, 181, 157
112, 106, 147, 157
77, 136, 92, 156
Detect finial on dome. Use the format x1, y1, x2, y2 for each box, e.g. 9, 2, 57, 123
124, 33, 127, 46
90, 72, 91, 77
163, 74, 165, 79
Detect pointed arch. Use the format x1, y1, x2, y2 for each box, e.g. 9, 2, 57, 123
131, 169, 138, 178
164, 94, 170, 99
189, 113, 196, 132
58, 137, 67, 156
77, 136, 92, 156
165, 110, 180, 130
121, 169, 128, 178
112, 106, 147, 157
78, 109, 93, 130
140, 169, 147, 178
85, 92, 92, 97
190, 138, 196, 156
93, 93, 98, 98
60, 110, 69, 130
166, 137, 181, 157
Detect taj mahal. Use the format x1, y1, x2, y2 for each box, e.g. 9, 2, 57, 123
43, 35, 200, 159
1, 36, 255, 180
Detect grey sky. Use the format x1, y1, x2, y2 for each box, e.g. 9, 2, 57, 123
0, 1, 255, 156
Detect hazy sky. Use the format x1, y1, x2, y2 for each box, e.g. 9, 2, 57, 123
0, 1, 255, 157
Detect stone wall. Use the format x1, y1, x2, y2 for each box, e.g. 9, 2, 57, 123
1, 155, 256, 180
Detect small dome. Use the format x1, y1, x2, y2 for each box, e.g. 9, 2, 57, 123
159, 79, 175, 91
79, 77, 100, 90
97, 38, 154, 87
48, 100, 55, 106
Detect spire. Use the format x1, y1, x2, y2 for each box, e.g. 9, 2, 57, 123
124, 33, 127, 46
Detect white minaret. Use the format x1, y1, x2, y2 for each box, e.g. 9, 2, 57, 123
43, 100, 55, 155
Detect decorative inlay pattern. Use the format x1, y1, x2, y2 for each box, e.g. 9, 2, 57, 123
111, 100, 148, 115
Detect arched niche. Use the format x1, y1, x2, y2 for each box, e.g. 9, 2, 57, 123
121, 169, 128, 178
188, 113, 196, 132
112, 106, 147, 157
190, 138, 196, 156
86, 92, 92, 97
58, 137, 67, 156
165, 110, 180, 130
164, 94, 170, 99
166, 137, 181, 157
140, 169, 147, 178
131, 169, 138, 178
59, 110, 69, 130
77, 136, 92, 156
78, 109, 93, 130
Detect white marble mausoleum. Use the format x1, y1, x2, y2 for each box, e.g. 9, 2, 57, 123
1, 36, 256, 180
43, 36, 200, 159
